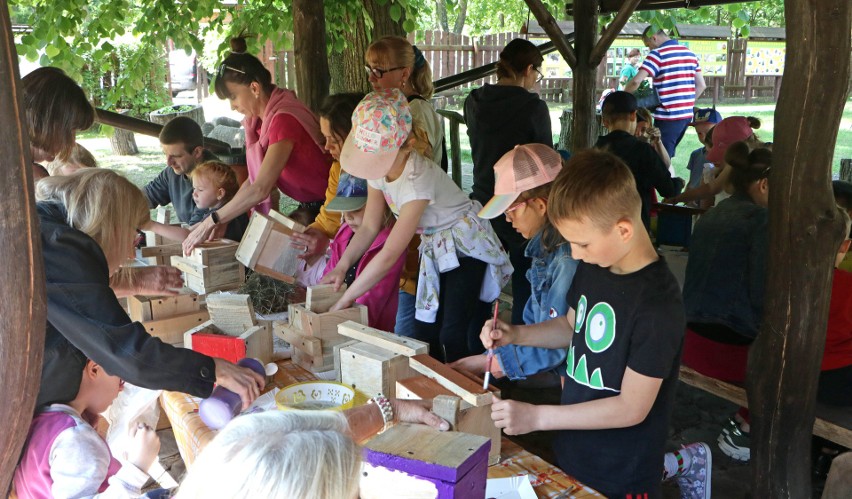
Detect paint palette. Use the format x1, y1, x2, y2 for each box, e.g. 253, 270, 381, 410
276, 381, 355, 411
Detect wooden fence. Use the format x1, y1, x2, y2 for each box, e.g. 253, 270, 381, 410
256, 30, 784, 107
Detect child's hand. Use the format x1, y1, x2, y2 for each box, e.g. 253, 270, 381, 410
126, 423, 160, 473
480, 318, 517, 349
491, 396, 539, 435
320, 267, 347, 291
329, 296, 355, 312
449, 354, 488, 375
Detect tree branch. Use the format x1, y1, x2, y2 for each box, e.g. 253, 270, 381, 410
589, 0, 641, 66
523, 0, 577, 69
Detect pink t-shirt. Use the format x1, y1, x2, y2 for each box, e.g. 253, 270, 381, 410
251, 113, 331, 205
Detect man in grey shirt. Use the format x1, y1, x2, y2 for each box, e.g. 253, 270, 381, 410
144, 116, 217, 224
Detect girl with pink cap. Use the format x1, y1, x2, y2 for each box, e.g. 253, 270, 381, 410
322, 89, 512, 362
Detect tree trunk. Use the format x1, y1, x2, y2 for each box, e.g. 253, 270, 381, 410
452, 0, 468, 34
436, 0, 449, 31
0, 0, 48, 492
293, 0, 331, 112
570, 0, 598, 151
746, 0, 851, 496
329, 0, 405, 95
109, 110, 139, 155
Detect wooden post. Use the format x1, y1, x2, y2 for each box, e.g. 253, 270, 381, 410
0, 0, 47, 491
570, 0, 599, 151
523, 0, 576, 68
292, 0, 330, 111
588, 0, 641, 66
746, 0, 851, 496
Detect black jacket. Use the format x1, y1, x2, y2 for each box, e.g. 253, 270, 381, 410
595, 131, 684, 229
464, 84, 553, 206
37, 202, 216, 407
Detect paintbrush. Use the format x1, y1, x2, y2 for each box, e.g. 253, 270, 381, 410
483, 300, 499, 390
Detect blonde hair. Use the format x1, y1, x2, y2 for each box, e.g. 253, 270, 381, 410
548, 149, 641, 230
36, 169, 150, 268
46, 143, 97, 175
366, 36, 434, 99
190, 161, 240, 203
176, 411, 360, 499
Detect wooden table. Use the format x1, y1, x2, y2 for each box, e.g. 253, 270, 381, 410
160, 360, 602, 498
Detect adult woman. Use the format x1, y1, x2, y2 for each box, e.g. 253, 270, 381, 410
667, 116, 763, 206
681, 143, 772, 462
463, 38, 552, 325
183, 39, 332, 254
22, 67, 95, 180
36, 169, 263, 410
176, 398, 448, 499
290, 93, 366, 264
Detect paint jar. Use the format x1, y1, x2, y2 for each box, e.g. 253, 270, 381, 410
199, 357, 265, 430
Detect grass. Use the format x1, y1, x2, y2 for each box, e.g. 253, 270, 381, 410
77, 99, 852, 206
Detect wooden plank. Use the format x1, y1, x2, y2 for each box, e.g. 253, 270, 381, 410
396, 374, 456, 401
409, 354, 492, 407
139, 243, 183, 258
274, 323, 322, 356
148, 293, 201, 320
239, 324, 273, 365
266, 209, 306, 233
337, 321, 429, 356
305, 284, 347, 313
127, 295, 153, 322
170, 255, 206, 277
206, 293, 256, 335
340, 342, 411, 399
292, 345, 335, 373
333, 339, 360, 382
142, 310, 210, 345
235, 212, 274, 269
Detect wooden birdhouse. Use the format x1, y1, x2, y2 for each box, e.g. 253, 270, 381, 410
127, 291, 209, 346
235, 210, 306, 283
171, 240, 243, 295
183, 293, 272, 364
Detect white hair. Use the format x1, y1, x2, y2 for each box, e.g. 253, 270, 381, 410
176, 411, 361, 499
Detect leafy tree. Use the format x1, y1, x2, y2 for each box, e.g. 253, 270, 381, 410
636, 0, 785, 39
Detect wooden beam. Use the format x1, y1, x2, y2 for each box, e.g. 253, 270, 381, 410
94, 108, 233, 155
746, 0, 851, 496
523, 0, 577, 69
589, 0, 641, 66
570, 0, 600, 151
0, 0, 47, 490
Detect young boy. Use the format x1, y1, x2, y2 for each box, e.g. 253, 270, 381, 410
595, 91, 684, 229
482, 150, 704, 498
15, 360, 160, 498
685, 108, 722, 190
144, 116, 218, 225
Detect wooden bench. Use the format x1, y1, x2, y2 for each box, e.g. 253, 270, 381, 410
679, 366, 852, 449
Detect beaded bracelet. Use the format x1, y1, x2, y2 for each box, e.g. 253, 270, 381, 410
369, 394, 394, 433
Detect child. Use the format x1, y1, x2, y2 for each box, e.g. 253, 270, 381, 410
595, 91, 684, 229
834, 180, 852, 272
322, 89, 512, 363
481, 149, 707, 498
14, 360, 160, 498
321, 172, 406, 332
685, 108, 722, 189
144, 160, 249, 243
46, 143, 97, 175
452, 144, 577, 380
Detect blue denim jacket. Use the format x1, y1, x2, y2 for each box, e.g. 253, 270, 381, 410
682, 193, 768, 339
496, 231, 578, 379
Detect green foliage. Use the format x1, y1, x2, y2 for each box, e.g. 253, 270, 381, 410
633, 0, 785, 39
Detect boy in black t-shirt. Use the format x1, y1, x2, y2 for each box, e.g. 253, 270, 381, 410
481, 150, 707, 498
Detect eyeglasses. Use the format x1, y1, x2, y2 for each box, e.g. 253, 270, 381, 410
505, 199, 529, 214
365, 65, 406, 79
217, 63, 247, 78
535, 69, 544, 83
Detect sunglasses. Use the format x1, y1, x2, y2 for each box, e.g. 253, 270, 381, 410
217, 63, 247, 78
365, 65, 406, 79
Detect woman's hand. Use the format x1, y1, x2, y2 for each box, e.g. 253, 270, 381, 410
320, 266, 347, 292
212, 358, 266, 410
480, 318, 518, 349
391, 399, 450, 431
111, 266, 184, 297
183, 217, 216, 256
290, 228, 331, 261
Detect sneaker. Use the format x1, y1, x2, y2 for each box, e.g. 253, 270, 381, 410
717, 417, 751, 461
674, 442, 712, 499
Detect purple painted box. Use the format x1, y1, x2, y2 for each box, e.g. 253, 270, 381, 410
361, 423, 491, 499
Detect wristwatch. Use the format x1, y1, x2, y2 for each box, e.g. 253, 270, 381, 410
209, 210, 220, 225
368, 394, 394, 433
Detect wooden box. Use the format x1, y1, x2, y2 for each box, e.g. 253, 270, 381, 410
142, 207, 183, 265
235, 210, 306, 283
171, 240, 243, 295
360, 423, 490, 499
183, 294, 272, 364
141, 309, 210, 346
128, 292, 201, 322
397, 375, 502, 466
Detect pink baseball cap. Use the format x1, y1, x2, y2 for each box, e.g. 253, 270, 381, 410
478, 144, 563, 219
706, 116, 755, 164
340, 89, 413, 180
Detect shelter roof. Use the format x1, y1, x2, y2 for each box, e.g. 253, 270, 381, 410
525, 20, 786, 41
